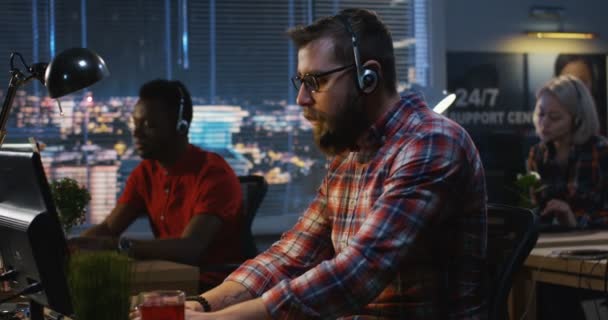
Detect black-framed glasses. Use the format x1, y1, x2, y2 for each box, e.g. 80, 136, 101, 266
291, 64, 355, 92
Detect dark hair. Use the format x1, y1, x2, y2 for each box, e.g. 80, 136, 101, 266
553, 54, 598, 85
287, 8, 397, 93
138, 79, 193, 126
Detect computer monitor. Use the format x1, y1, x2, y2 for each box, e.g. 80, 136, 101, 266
0, 150, 72, 318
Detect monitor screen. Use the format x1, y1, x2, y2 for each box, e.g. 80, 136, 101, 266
0, 150, 72, 316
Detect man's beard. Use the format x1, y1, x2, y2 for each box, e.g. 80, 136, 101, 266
310, 89, 371, 156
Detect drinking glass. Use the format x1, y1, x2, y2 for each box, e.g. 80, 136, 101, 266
136, 290, 185, 320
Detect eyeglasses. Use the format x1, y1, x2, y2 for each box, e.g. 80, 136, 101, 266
291, 64, 354, 92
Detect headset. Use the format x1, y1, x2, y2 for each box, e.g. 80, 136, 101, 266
568, 77, 584, 129
175, 85, 189, 135
337, 14, 378, 94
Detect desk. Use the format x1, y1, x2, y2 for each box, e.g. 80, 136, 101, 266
132, 260, 199, 295
534, 230, 608, 248
510, 231, 608, 320
0, 260, 198, 306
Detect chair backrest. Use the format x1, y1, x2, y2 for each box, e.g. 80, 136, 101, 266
486, 203, 539, 320
238, 175, 268, 259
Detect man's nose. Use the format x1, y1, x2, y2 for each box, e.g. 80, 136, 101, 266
296, 85, 313, 107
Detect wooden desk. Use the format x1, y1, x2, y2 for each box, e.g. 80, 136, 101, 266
535, 230, 608, 248
0, 260, 198, 304
510, 231, 608, 320
132, 260, 199, 295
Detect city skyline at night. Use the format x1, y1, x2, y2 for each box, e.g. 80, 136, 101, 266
0, 0, 424, 230
3, 90, 326, 224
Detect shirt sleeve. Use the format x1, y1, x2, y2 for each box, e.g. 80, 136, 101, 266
259, 132, 467, 318
192, 161, 242, 221
526, 145, 539, 173
224, 179, 335, 300
117, 163, 146, 210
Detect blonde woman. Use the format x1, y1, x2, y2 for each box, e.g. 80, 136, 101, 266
530, 75, 608, 320
528, 75, 608, 229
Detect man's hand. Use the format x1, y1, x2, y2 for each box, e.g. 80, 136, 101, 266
130, 300, 204, 319
68, 237, 118, 252
541, 199, 577, 227
131, 299, 268, 320
184, 298, 269, 320
185, 301, 204, 312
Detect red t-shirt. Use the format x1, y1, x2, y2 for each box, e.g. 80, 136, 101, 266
118, 144, 244, 285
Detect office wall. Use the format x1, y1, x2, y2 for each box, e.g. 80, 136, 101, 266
445, 0, 608, 53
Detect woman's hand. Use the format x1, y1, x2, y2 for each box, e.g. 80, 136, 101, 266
541, 199, 577, 227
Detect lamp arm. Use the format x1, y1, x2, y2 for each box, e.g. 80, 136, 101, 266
10, 52, 29, 71
0, 69, 28, 147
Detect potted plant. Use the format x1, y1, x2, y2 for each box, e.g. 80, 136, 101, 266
68, 251, 132, 320
49, 177, 91, 234
514, 171, 542, 209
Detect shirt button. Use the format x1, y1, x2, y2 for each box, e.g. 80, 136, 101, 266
160, 215, 165, 220
164, 187, 169, 194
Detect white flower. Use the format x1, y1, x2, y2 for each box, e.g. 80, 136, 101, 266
530, 171, 541, 180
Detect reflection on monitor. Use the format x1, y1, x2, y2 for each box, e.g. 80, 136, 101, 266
0, 150, 72, 318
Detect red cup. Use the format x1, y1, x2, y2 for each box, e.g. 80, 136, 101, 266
137, 290, 185, 320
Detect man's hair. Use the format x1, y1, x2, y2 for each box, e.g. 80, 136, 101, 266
535, 75, 599, 144
138, 79, 193, 127
287, 8, 397, 93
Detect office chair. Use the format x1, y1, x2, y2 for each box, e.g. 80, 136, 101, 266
237, 175, 268, 259
486, 203, 539, 320
200, 175, 268, 275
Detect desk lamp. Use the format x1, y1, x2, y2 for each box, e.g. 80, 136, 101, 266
0, 48, 109, 146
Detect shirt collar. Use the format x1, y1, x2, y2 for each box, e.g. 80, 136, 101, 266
356, 91, 425, 152
160, 144, 199, 175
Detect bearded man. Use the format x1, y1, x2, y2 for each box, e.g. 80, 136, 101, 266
177, 8, 488, 320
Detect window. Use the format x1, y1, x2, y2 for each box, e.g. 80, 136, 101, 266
0, 0, 430, 234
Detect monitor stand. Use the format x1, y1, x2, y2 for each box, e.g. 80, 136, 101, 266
30, 299, 43, 320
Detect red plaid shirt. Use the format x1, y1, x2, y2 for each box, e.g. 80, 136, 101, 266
527, 135, 608, 228
227, 93, 487, 319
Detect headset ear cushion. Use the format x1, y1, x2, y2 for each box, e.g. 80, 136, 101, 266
361, 69, 378, 93
177, 120, 189, 135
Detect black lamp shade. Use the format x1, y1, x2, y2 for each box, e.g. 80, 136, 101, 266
44, 48, 109, 98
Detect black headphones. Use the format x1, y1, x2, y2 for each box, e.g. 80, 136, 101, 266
175, 85, 189, 135
569, 77, 583, 102
337, 14, 378, 93
568, 77, 584, 129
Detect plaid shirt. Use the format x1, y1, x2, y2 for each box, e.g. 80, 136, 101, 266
527, 135, 608, 228
226, 93, 487, 319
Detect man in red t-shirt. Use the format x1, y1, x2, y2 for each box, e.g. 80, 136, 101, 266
70, 79, 244, 290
